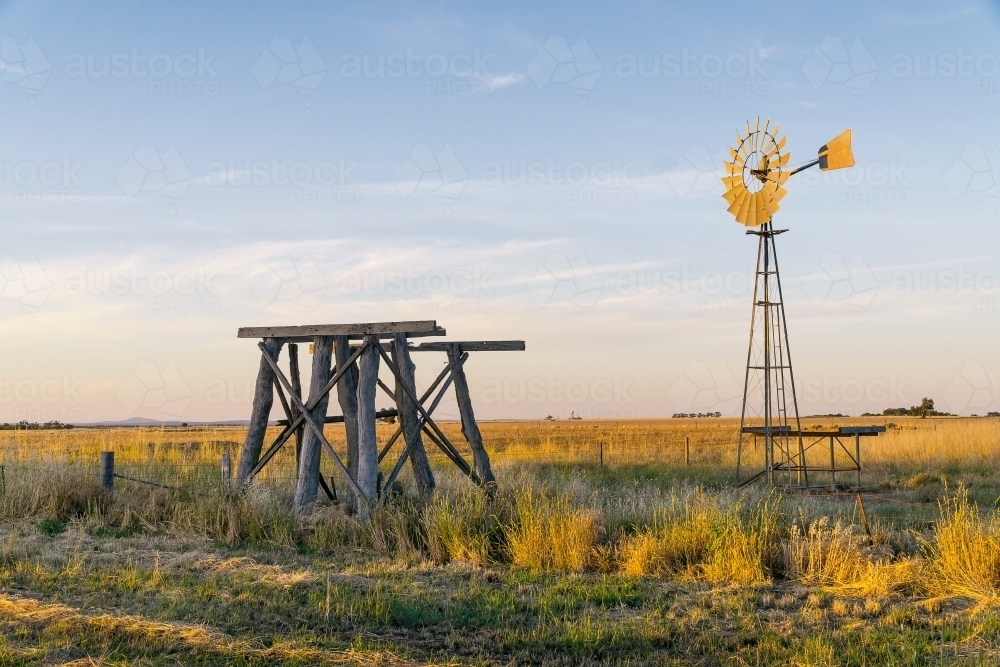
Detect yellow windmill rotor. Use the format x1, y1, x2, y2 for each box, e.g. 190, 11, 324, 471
721, 119, 854, 226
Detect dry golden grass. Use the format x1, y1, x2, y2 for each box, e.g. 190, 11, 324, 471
785, 518, 923, 596
3, 415, 996, 476
926, 489, 1000, 602
616, 492, 780, 584
3, 418, 1000, 664
505, 487, 601, 572
2, 417, 1000, 596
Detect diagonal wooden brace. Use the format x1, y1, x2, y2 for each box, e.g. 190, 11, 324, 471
377, 356, 460, 463
378, 352, 466, 504
257, 340, 366, 501
374, 345, 480, 485
241, 340, 370, 488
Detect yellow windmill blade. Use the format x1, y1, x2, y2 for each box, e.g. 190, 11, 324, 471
727, 188, 749, 216
745, 195, 757, 226
736, 191, 754, 223
763, 196, 780, 218
818, 129, 854, 170
763, 135, 787, 158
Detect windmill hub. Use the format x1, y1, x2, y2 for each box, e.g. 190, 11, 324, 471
742, 151, 767, 192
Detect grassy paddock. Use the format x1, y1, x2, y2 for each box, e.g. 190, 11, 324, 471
0, 417, 999, 664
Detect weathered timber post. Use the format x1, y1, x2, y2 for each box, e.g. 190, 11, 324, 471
288, 343, 304, 468
447, 343, 496, 488
292, 336, 334, 517
236, 337, 283, 487
829, 435, 836, 490
355, 335, 380, 522
333, 335, 360, 512
855, 434, 861, 487
392, 333, 436, 502
221, 453, 232, 492
685, 437, 690, 465
100, 451, 114, 491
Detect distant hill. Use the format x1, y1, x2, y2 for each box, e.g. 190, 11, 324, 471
75, 418, 253, 427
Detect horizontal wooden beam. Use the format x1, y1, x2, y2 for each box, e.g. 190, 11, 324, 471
276, 408, 398, 427
410, 341, 525, 352
237, 321, 442, 339
344, 340, 525, 353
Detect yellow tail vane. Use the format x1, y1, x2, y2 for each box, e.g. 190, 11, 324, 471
818, 129, 854, 171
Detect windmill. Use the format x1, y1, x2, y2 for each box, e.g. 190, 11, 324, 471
721, 119, 854, 486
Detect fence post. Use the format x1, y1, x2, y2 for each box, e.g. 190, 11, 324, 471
685, 436, 690, 465
100, 451, 114, 491
221, 453, 232, 493
599, 441, 603, 467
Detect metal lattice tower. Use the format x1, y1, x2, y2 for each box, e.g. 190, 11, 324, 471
735, 222, 807, 487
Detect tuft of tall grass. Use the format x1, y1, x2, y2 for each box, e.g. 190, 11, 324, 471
0, 463, 108, 523
506, 487, 600, 572
700, 495, 781, 585
617, 492, 780, 584
423, 487, 507, 565
925, 488, 1000, 602
617, 495, 714, 577
785, 517, 921, 596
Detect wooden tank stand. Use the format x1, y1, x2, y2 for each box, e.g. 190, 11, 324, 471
234, 320, 523, 520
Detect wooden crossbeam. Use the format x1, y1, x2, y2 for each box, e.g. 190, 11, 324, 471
346, 340, 525, 353
238, 321, 444, 340
278, 408, 398, 427
410, 341, 525, 352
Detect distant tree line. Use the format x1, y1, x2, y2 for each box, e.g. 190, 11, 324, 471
0, 421, 75, 430
861, 398, 953, 418
672, 412, 722, 418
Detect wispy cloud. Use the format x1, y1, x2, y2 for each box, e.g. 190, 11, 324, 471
482, 71, 523, 90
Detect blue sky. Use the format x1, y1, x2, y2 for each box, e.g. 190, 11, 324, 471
0, 1, 998, 423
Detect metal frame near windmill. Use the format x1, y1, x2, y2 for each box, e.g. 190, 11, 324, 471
233, 320, 523, 520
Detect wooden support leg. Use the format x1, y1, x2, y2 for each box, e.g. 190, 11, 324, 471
829, 436, 836, 490
333, 335, 360, 512
236, 337, 283, 487
289, 343, 304, 469
392, 333, 435, 503
292, 336, 334, 517
355, 334, 380, 522
855, 434, 861, 488
447, 343, 496, 488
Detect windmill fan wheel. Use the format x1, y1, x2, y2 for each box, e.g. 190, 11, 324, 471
722, 118, 790, 226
